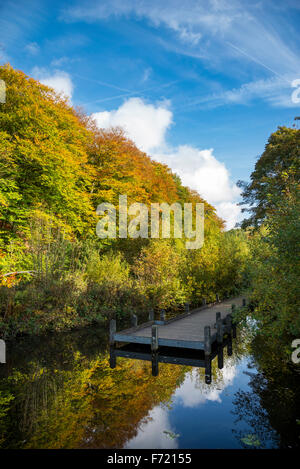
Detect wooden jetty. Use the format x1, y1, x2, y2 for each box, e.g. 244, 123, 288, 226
110, 296, 244, 354
109, 296, 246, 383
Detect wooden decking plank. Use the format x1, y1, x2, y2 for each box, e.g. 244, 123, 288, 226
114, 296, 243, 349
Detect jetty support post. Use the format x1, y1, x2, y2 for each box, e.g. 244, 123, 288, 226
216, 293, 220, 303
204, 326, 211, 356
185, 302, 189, 313
202, 298, 206, 306
148, 309, 154, 321
160, 309, 166, 322
151, 325, 159, 376
151, 325, 159, 353
132, 314, 138, 328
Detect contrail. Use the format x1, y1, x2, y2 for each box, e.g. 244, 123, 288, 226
79, 79, 179, 108
226, 41, 290, 84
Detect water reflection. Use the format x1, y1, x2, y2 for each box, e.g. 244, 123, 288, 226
0, 325, 299, 449
109, 335, 234, 384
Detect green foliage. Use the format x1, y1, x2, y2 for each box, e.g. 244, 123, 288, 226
248, 185, 300, 339
132, 240, 187, 308
238, 126, 300, 229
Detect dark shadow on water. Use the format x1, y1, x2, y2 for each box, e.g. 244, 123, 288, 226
110, 334, 234, 384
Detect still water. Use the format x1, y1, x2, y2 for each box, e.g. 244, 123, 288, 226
0, 323, 299, 449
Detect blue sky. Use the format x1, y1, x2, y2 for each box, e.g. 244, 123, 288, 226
1, 0, 300, 227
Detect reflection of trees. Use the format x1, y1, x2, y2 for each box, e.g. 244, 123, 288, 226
0, 333, 187, 448
232, 366, 279, 448
231, 336, 300, 448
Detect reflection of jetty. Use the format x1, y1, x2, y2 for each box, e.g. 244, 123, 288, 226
109, 296, 246, 383
110, 337, 233, 384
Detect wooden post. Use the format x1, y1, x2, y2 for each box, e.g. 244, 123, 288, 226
231, 304, 236, 313
242, 298, 246, 307
185, 302, 189, 313
151, 325, 159, 352
205, 356, 212, 384
132, 314, 137, 327
160, 309, 165, 322
202, 298, 206, 306
216, 293, 220, 303
109, 345, 116, 369
217, 345, 224, 369
110, 319, 116, 346
204, 326, 211, 355
148, 309, 154, 321
216, 316, 223, 344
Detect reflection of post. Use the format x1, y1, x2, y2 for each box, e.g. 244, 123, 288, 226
217, 345, 223, 369
152, 352, 159, 376
109, 345, 116, 368
109, 319, 117, 369
242, 298, 246, 307
205, 356, 212, 384
151, 325, 159, 376
227, 335, 232, 356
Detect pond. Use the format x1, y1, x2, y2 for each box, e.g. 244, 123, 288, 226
0, 322, 299, 449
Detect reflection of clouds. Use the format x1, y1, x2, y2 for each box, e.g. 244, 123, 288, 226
125, 406, 178, 449
174, 364, 237, 408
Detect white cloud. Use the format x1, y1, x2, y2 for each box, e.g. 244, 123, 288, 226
174, 365, 237, 407
142, 67, 152, 82
92, 97, 172, 153
32, 67, 74, 100
25, 42, 39, 55
183, 75, 300, 110
153, 145, 241, 228
125, 406, 178, 449
92, 97, 241, 228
